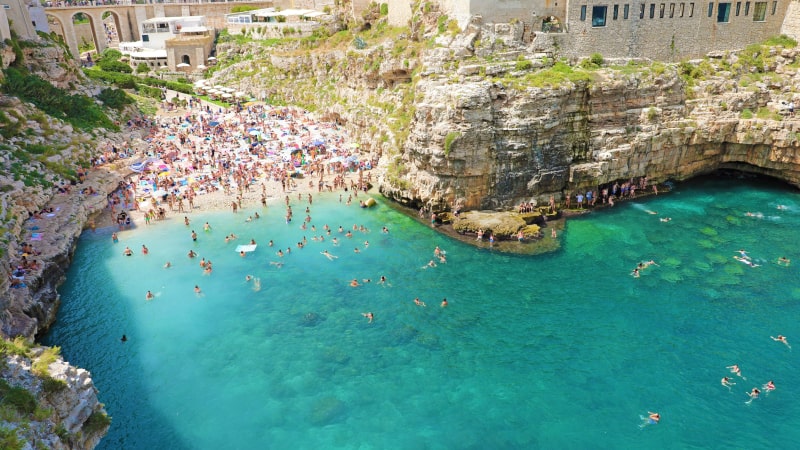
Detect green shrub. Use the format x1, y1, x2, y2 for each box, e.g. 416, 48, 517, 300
380, 3, 389, 15
0, 379, 37, 416
1, 67, 117, 131
515, 59, 533, 71
0, 427, 22, 450
98, 48, 122, 62
444, 131, 459, 155
41, 376, 68, 395
97, 59, 132, 73
231, 5, 259, 13
83, 411, 111, 436
741, 108, 754, 119
98, 88, 134, 110
136, 63, 150, 74
764, 34, 798, 48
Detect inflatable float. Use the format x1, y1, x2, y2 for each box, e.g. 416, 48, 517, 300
361, 197, 376, 208
235, 244, 258, 253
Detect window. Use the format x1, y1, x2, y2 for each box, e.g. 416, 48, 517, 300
708, 2, 714, 16
690, 2, 695, 16
640, 3, 646, 18
772, 0, 777, 14
736, 1, 741, 15
745, 1, 750, 15
614, 4, 619, 19
670, 3, 675, 17
753, 1, 767, 20
624, 3, 630, 18
660, 3, 666, 17
651, 3, 656, 17
718, 2, 732, 21
592, 6, 608, 26
142, 35, 149, 42
581, 5, 587, 20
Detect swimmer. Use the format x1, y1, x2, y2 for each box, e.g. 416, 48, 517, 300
245, 275, 253, 282
763, 380, 776, 392
378, 275, 387, 285
123, 246, 133, 256
191, 230, 197, 241
382, 226, 389, 234
639, 412, 660, 427
187, 250, 197, 258
727, 365, 745, 379
321, 250, 338, 260
737, 249, 750, 259
332, 237, 339, 246
204, 222, 211, 231
240, 250, 246, 258
163, 261, 171, 268
631, 268, 640, 278
254, 212, 260, 219
269, 261, 284, 268
194, 285, 202, 295
145, 290, 154, 300
771, 335, 791, 349
350, 279, 360, 287
252, 278, 261, 292
362, 279, 372, 284
645, 210, 658, 215
414, 297, 426, 307
362, 312, 374, 323
184, 216, 190, 226
250, 239, 256, 245
111, 232, 118, 243
354, 247, 360, 253
434, 246, 441, 257
277, 250, 284, 257
777, 256, 791, 266
268, 240, 274, 247
121, 334, 127, 342
721, 377, 736, 390
733, 255, 760, 267
643, 260, 659, 268
364, 240, 369, 248
423, 260, 437, 269
141, 245, 149, 255
746, 387, 761, 404
659, 217, 672, 222
441, 298, 448, 307
777, 204, 788, 210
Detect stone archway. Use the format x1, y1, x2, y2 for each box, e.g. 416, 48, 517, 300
72, 12, 97, 58
100, 11, 122, 49
181, 54, 191, 65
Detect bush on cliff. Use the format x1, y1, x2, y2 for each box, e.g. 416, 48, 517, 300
1, 67, 117, 131
98, 88, 134, 110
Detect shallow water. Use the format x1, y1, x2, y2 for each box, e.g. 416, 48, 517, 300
45, 175, 800, 449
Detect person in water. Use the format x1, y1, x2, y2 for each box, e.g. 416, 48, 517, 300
145, 290, 154, 300
771, 335, 791, 349
441, 298, 448, 307
414, 297, 426, 307
721, 377, 736, 390
777, 256, 791, 266
763, 380, 776, 392
362, 312, 374, 323
727, 364, 744, 378
121, 334, 127, 342
640, 412, 660, 427
123, 246, 133, 256
746, 387, 761, 404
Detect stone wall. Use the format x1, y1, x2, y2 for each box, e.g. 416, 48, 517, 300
560, 0, 790, 59
780, 0, 800, 39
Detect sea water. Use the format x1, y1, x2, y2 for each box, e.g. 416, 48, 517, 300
44, 175, 800, 449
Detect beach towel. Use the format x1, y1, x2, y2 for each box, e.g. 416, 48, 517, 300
31, 233, 43, 241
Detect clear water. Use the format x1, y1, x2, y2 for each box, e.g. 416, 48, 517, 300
44, 175, 800, 449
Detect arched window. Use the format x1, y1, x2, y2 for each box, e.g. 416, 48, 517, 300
182, 55, 191, 65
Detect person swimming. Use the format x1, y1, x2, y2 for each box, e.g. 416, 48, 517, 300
414, 297, 426, 307
361, 312, 374, 323
771, 335, 791, 349
727, 364, 745, 379
763, 380, 776, 392
321, 250, 337, 260
777, 256, 791, 266
163, 261, 171, 269
734, 255, 760, 267
746, 387, 761, 404
145, 290, 154, 300
441, 298, 448, 307
721, 377, 736, 390
350, 279, 360, 287
121, 334, 127, 342
639, 412, 660, 427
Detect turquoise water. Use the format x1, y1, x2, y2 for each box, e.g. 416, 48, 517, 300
44, 175, 800, 449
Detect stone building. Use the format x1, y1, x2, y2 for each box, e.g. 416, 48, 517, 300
388, 0, 796, 59
119, 16, 214, 72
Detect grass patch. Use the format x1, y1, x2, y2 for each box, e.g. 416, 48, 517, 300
83, 411, 111, 436
444, 131, 459, 155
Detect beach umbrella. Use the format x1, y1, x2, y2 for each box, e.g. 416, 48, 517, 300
176, 63, 191, 68
197, 64, 207, 70
208, 56, 217, 61
222, 93, 233, 98
214, 85, 225, 90
249, 129, 261, 136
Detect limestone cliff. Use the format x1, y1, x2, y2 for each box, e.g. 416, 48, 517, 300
207, 5, 800, 214
0, 34, 136, 448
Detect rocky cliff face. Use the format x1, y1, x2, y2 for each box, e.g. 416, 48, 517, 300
392, 57, 800, 211
210, 8, 800, 213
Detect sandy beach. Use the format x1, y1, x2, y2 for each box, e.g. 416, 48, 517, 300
96, 97, 376, 228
